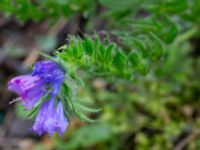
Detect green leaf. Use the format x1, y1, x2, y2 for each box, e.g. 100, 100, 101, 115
83, 37, 93, 55
129, 51, 140, 68
74, 102, 102, 113
113, 50, 127, 70
62, 124, 112, 149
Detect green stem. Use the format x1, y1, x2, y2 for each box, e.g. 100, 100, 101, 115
174, 26, 199, 46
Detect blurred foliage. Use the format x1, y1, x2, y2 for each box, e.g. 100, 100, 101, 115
0, 0, 96, 22
2, 0, 200, 149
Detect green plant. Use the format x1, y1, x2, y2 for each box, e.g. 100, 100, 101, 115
4, 0, 200, 149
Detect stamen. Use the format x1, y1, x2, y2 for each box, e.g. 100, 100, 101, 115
9, 97, 21, 104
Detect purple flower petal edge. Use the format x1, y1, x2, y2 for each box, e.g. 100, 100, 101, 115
32, 99, 68, 136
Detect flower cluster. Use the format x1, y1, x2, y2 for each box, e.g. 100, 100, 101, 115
8, 60, 68, 136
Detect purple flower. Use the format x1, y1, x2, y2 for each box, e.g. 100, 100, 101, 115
32, 60, 64, 83
8, 60, 68, 136
7, 60, 64, 110
8, 75, 45, 110
32, 99, 68, 136
32, 61, 65, 97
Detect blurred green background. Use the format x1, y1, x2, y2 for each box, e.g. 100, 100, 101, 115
0, 0, 200, 150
